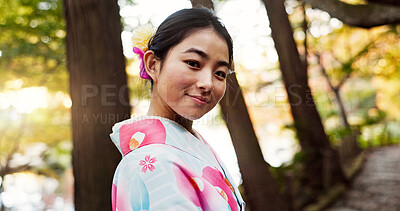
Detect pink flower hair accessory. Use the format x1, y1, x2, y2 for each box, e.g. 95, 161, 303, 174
133, 47, 150, 79
132, 24, 155, 80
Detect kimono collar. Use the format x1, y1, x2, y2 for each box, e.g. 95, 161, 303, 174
110, 115, 202, 157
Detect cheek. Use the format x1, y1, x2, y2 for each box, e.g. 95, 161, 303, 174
168, 75, 195, 92
159, 74, 194, 100
213, 82, 226, 101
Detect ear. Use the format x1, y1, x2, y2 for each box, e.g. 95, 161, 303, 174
143, 50, 161, 83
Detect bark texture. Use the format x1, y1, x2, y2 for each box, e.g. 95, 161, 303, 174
367, 0, 400, 6
303, 0, 400, 28
64, 0, 131, 210
261, 0, 347, 195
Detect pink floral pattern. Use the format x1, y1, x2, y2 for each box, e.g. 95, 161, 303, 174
119, 119, 166, 156
201, 166, 238, 211
111, 117, 245, 210
111, 183, 117, 211
173, 163, 238, 211
139, 155, 157, 173
112, 180, 131, 211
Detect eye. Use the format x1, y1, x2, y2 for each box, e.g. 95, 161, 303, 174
215, 71, 227, 79
185, 60, 200, 68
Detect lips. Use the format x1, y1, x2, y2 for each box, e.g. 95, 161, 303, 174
187, 94, 210, 105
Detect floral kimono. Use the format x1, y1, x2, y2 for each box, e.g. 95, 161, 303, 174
110, 116, 245, 211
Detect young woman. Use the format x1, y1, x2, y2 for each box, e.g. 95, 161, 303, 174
110, 8, 245, 211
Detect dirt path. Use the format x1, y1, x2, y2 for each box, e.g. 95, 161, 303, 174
326, 145, 400, 211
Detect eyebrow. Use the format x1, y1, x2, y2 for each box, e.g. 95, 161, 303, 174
183, 47, 230, 69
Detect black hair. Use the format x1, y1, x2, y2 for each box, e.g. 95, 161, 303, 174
147, 8, 233, 84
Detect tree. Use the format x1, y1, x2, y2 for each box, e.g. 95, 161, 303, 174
316, 51, 362, 161
190, 0, 290, 210
63, 0, 130, 210
303, 0, 400, 28
312, 39, 377, 160
261, 0, 347, 201
307, 21, 398, 155
261, 0, 400, 205
367, 0, 400, 5
299, 0, 400, 161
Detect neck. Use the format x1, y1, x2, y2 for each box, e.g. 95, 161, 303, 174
147, 93, 194, 134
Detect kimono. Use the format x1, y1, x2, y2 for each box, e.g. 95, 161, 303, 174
110, 116, 245, 211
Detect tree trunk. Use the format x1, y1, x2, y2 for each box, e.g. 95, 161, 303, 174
64, 0, 131, 210
367, 0, 400, 6
332, 87, 361, 161
190, 0, 289, 210
220, 74, 289, 211
302, 0, 400, 28
317, 58, 351, 130
318, 55, 361, 161
334, 89, 351, 129
261, 0, 347, 196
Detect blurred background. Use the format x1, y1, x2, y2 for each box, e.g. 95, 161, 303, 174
1, 0, 399, 210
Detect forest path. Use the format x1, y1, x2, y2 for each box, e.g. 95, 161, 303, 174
326, 145, 400, 211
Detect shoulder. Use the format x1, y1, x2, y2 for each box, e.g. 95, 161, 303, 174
112, 145, 204, 210
115, 143, 203, 185
117, 144, 176, 175
112, 145, 240, 211
117, 118, 167, 156
114, 143, 208, 190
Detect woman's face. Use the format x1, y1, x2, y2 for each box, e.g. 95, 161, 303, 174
151, 28, 229, 120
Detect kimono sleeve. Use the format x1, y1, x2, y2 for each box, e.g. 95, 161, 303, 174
112, 145, 205, 211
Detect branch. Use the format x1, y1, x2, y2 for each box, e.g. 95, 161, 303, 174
336, 33, 383, 88
302, 3, 308, 69
367, 0, 400, 6
336, 71, 352, 90
347, 40, 375, 65
2, 134, 23, 177
302, 0, 400, 28
315, 53, 339, 92
0, 163, 31, 177
1, 114, 27, 176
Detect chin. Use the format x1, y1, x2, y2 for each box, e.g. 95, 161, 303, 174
179, 112, 207, 121
182, 114, 204, 121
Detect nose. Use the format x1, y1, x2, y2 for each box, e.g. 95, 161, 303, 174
196, 69, 213, 93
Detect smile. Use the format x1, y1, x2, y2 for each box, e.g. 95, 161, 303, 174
187, 94, 210, 105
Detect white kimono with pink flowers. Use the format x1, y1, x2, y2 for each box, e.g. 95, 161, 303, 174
110, 116, 245, 211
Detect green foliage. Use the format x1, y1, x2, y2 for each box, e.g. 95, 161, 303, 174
358, 121, 400, 147
0, 0, 66, 92
312, 89, 337, 119
294, 4, 400, 148
273, 7, 400, 205
0, 0, 71, 191
327, 126, 353, 145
